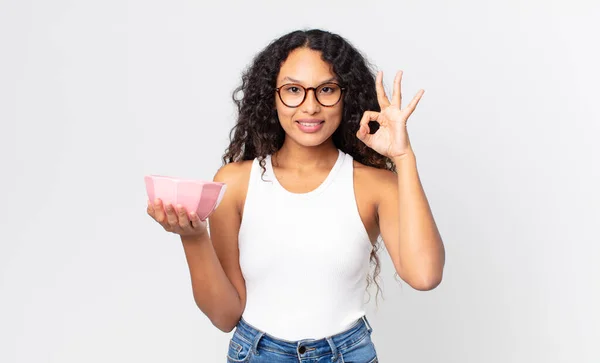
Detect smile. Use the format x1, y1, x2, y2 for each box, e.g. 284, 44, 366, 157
295, 120, 325, 133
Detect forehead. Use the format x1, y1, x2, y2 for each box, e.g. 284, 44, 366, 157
277, 47, 336, 84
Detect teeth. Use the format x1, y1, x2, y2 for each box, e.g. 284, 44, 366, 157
299, 122, 321, 126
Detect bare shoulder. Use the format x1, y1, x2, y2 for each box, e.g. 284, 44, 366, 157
351, 159, 397, 241
353, 160, 398, 203
213, 160, 254, 212
213, 159, 253, 183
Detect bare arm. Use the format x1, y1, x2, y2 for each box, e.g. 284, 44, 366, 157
377, 152, 445, 290
149, 162, 249, 332
183, 162, 249, 332
180, 230, 242, 332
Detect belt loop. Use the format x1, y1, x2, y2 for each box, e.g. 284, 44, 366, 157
326, 336, 338, 362
252, 331, 265, 355
361, 315, 373, 333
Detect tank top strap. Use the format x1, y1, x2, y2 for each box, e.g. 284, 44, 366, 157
327, 151, 356, 204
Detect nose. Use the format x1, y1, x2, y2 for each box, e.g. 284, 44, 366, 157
301, 88, 320, 114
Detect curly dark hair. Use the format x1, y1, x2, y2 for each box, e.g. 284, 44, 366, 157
222, 29, 397, 304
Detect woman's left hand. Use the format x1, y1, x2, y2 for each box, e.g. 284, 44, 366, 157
356, 70, 424, 159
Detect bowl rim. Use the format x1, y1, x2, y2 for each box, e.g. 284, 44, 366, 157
145, 174, 225, 186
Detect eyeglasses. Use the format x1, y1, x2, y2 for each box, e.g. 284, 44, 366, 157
275, 82, 345, 108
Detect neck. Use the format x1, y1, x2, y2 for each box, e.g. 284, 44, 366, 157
273, 138, 339, 170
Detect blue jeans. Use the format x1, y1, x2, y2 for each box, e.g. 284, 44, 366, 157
226, 315, 378, 362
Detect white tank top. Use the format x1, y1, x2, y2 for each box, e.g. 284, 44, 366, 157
237, 149, 373, 341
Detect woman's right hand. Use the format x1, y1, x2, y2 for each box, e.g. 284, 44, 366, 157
147, 199, 208, 238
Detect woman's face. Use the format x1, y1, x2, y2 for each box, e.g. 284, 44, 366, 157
275, 47, 343, 148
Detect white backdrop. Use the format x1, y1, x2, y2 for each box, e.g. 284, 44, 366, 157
1, 0, 599, 362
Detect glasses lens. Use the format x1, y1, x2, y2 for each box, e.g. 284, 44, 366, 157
279, 84, 305, 107
278, 83, 342, 107
316, 83, 342, 106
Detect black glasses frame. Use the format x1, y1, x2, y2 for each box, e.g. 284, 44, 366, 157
275, 82, 346, 108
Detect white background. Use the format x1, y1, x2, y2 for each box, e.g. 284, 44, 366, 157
1, 0, 599, 362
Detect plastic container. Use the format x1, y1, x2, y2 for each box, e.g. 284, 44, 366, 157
144, 174, 227, 221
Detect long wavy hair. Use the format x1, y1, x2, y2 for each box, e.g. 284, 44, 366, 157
222, 29, 397, 304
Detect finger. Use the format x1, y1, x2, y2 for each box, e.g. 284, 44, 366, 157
392, 70, 403, 107
153, 199, 166, 223
358, 111, 379, 131
176, 205, 191, 229
356, 111, 379, 145
164, 203, 179, 228
147, 200, 155, 217
189, 212, 201, 229
403, 89, 425, 119
375, 71, 390, 109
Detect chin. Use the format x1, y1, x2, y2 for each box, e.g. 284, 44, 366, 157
291, 133, 335, 148
297, 138, 329, 147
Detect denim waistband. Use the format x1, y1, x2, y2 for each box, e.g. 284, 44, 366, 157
233, 315, 373, 357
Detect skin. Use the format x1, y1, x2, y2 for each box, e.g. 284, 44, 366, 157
147, 47, 445, 332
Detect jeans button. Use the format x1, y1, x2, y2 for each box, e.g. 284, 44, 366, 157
298, 346, 306, 354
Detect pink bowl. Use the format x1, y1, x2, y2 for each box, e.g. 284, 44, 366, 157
144, 175, 227, 221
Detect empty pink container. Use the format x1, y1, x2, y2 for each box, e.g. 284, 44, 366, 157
144, 175, 227, 221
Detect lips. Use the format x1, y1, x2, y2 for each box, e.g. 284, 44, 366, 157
295, 119, 325, 133
296, 119, 324, 125
297, 121, 324, 126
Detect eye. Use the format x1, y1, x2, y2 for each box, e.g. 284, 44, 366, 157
283, 85, 303, 94
319, 84, 339, 94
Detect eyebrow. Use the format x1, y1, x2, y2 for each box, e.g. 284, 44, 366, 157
280, 76, 338, 84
